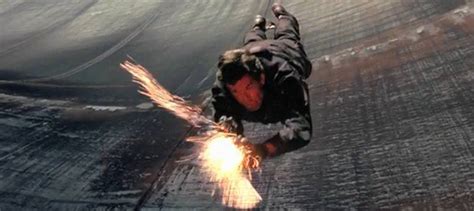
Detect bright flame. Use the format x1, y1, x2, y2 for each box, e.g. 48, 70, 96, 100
204, 136, 244, 175
120, 60, 262, 208
202, 133, 262, 209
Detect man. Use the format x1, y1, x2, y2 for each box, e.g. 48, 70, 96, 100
211, 3, 312, 163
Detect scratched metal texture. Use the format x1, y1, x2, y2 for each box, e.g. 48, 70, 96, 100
0, 0, 473, 210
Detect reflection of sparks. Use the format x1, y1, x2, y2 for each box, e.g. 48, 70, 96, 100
120, 60, 262, 209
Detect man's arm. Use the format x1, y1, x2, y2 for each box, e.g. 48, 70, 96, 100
211, 80, 244, 135
260, 78, 312, 157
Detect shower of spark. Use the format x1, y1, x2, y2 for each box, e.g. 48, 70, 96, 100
120, 60, 262, 209
120, 60, 213, 127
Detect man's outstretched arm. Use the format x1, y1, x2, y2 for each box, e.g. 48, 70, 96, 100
258, 78, 312, 157
262, 110, 312, 157
211, 80, 244, 135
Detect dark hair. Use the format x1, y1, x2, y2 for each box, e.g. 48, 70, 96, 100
217, 49, 263, 84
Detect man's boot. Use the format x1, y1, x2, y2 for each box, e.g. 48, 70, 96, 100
253, 15, 266, 31
271, 3, 290, 19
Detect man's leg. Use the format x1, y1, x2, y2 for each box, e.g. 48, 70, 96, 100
243, 15, 267, 45
272, 4, 300, 42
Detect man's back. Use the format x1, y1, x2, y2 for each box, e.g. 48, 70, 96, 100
243, 39, 312, 81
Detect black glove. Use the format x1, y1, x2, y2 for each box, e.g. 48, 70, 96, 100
218, 116, 240, 133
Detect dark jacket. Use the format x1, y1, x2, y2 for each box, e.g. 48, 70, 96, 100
211, 39, 312, 157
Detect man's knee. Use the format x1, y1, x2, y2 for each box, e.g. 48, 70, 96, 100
244, 29, 266, 45
275, 15, 300, 41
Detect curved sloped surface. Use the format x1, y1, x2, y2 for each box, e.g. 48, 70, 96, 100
0, 0, 473, 210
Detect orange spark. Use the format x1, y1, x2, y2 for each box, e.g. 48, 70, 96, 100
201, 132, 262, 209
120, 60, 262, 209
120, 60, 213, 127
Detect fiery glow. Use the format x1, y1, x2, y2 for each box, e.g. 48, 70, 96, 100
120, 60, 262, 208
201, 132, 262, 209
204, 135, 244, 175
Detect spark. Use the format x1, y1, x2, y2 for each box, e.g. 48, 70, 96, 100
120, 60, 213, 127
202, 132, 262, 209
120, 60, 262, 209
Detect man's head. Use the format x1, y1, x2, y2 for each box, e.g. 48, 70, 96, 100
217, 49, 265, 111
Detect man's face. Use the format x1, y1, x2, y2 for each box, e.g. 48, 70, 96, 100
226, 73, 265, 112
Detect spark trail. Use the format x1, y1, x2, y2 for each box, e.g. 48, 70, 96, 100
120, 60, 262, 209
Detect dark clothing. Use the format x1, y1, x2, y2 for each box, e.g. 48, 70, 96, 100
212, 13, 312, 157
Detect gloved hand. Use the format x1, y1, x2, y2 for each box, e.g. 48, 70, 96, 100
218, 116, 239, 133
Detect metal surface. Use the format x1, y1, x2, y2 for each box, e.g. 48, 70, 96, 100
0, 0, 473, 210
